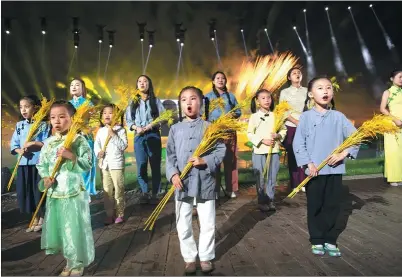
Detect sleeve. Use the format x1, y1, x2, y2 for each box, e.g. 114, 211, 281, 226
278, 89, 286, 103
35, 122, 51, 142
110, 128, 128, 152
65, 136, 93, 173
342, 114, 359, 159
278, 123, 287, 143
10, 124, 20, 155
36, 142, 50, 178
94, 129, 102, 157
247, 115, 263, 147
125, 103, 135, 131
202, 141, 226, 174
165, 127, 180, 182
232, 94, 242, 118
292, 113, 313, 166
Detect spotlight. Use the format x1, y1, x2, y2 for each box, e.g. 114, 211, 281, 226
240, 29, 243, 32
141, 38, 144, 42
214, 29, 216, 33
293, 26, 296, 30
211, 37, 215, 41
348, 6, 351, 10
42, 30, 46, 35
74, 45, 78, 49
264, 28, 267, 32
5, 30, 10, 35
369, 4, 373, 8
325, 7, 329, 11
98, 39, 102, 43
180, 42, 184, 46
176, 38, 180, 42
109, 44, 113, 48
303, 9, 307, 13
150, 44, 153, 48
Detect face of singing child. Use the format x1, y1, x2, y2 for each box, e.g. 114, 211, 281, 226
180, 89, 201, 119
70, 80, 83, 97
257, 91, 272, 111
102, 107, 113, 125
213, 73, 227, 90
137, 76, 150, 93
50, 106, 72, 133
19, 99, 35, 120
391, 72, 402, 87
288, 69, 302, 84
310, 78, 334, 108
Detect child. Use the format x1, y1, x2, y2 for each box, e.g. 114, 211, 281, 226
293, 77, 359, 257
380, 69, 402, 186
94, 104, 128, 225
247, 89, 286, 212
166, 86, 226, 274
36, 100, 95, 276
279, 67, 308, 192
125, 75, 165, 205
10, 95, 51, 232
69, 78, 97, 197
205, 71, 241, 198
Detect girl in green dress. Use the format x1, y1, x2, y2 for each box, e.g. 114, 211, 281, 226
36, 100, 95, 276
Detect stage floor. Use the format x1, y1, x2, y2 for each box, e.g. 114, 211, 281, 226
2, 178, 402, 276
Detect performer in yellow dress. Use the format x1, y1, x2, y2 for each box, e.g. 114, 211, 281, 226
380, 69, 402, 186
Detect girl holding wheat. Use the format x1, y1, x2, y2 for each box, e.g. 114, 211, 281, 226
36, 100, 94, 276
380, 69, 402, 187
247, 89, 286, 212
125, 75, 165, 205
69, 78, 97, 197
94, 103, 128, 225
292, 77, 359, 257
10, 95, 51, 232
166, 86, 226, 274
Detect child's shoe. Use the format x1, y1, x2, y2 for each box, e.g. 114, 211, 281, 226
200, 261, 214, 273
390, 182, 399, 187
311, 244, 325, 256
324, 243, 341, 257
268, 202, 276, 211
230, 192, 237, 199
184, 262, 196, 274
59, 267, 71, 276
33, 217, 44, 232
115, 217, 124, 224
26, 217, 39, 232
70, 267, 84, 276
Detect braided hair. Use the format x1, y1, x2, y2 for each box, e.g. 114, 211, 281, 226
303, 76, 336, 112
178, 86, 209, 122
211, 71, 235, 109
250, 89, 275, 113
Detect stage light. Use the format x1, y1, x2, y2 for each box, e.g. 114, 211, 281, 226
5, 30, 10, 35
240, 29, 243, 32
264, 28, 267, 32
42, 30, 46, 35
303, 9, 307, 13
74, 45, 78, 49
369, 4, 373, 8
293, 26, 296, 30
98, 39, 102, 43
150, 44, 153, 48
214, 29, 216, 32
180, 42, 184, 46
348, 6, 351, 10
109, 44, 113, 48
141, 38, 144, 42
325, 7, 329, 11
176, 38, 180, 42
211, 37, 215, 41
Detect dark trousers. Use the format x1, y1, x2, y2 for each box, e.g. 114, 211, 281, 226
134, 131, 162, 195
16, 165, 45, 216
283, 125, 306, 189
306, 174, 342, 245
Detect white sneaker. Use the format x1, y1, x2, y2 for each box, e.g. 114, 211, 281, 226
301, 187, 306, 192
230, 192, 237, 198
390, 182, 399, 187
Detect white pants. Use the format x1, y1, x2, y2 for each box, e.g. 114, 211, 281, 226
175, 197, 215, 262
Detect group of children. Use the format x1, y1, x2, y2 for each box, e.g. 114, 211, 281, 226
9, 67, 402, 274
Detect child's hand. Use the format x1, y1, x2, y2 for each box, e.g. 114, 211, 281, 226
327, 151, 348, 166
107, 126, 116, 137
307, 163, 318, 177
44, 177, 55, 188
97, 151, 105, 159
56, 147, 77, 161
143, 123, 153, 132
135, 126, 144, 134
189, 157, 206, 169
23, 141, 35, 151
171, 174, 183, 190
15, 148, 26, 155
262, 139, 274, 146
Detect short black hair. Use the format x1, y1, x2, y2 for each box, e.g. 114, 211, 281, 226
50, 100, 76, 116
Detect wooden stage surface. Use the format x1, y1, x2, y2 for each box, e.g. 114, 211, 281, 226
2, 178, 402, 276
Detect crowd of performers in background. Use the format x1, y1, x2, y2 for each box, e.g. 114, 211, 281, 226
9, 67, 402, 275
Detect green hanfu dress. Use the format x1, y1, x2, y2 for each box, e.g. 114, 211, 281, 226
36, 133, 95, 269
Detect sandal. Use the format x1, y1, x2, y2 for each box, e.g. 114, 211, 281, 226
59, 267, 72, 276
70, 267, 84, 276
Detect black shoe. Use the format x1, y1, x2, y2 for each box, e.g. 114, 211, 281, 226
268, 202, 276, 211
258, 204, 270, 212
140, 193, 149, 204
149, 195, 160, 205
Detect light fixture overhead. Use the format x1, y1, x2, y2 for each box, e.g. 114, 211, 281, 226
325, 7, 329, 11
303, 9, 307, 13
293, 26, 296, 30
